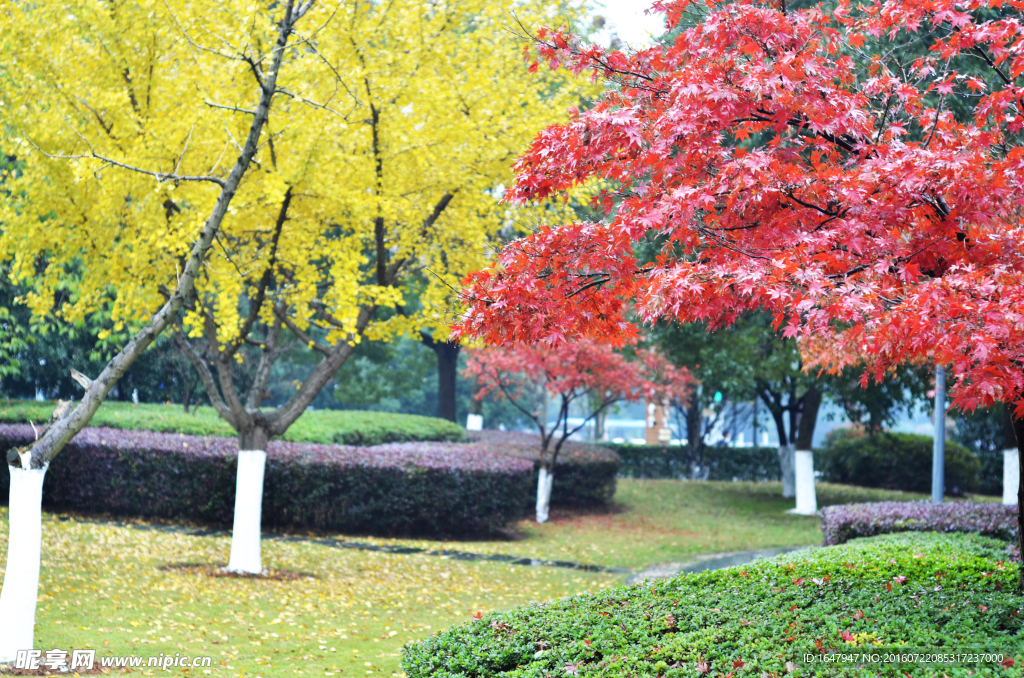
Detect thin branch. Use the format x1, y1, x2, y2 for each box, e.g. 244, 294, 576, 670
204, 100, 257, 115
275, 309, 331, 356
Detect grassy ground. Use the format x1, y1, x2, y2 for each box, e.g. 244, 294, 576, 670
378, 480, 995, 570
0, 480, 1000, 677
0, 400, 464, 445
2, 508, 617, 678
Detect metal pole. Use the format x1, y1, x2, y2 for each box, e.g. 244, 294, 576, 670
932, 365, 946, 503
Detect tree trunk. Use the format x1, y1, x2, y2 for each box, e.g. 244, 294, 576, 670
778, 445, 796, 498
226, 427, 269, 574
435, 341, 460, 423
536, 465, 554, 523
794, 384, 822, 450
685, 390, 703, 461
0, 463, 48, 662
1010, 413, 1024, 589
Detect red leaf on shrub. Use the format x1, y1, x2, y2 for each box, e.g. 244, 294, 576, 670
978, 605, 988, 612
893, 576, 907, 584
852, 610, 864, 620
1001, 658, 1014, 668
793, 578, 804, 587
841, 630, 855, 642
886, 582, 893, 592
584, 639, 591, 647
733, 659, 745, 668
474, 611, 483, 619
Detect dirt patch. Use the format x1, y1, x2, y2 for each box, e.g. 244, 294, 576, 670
160, 563, 315, 581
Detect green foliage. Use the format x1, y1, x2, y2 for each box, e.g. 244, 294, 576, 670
402, 533, 1022, 678
607, 444, 781, 481
818, 431, 981, 496
0, 400, 465, 446
821, 366, 932, 433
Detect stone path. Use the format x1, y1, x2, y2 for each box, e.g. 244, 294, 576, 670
626, 547, 806, 584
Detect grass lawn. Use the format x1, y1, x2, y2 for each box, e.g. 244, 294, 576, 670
0, 479, 1001, 677
1, 508, 617, 677
381, 480, 995, 570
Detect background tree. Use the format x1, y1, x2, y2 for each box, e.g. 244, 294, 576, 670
466, 340, 689, 522
454, 0, 1024, 582
0, 0, 319, 657
952, 404, 1014, 496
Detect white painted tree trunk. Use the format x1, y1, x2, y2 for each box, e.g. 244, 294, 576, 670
1004, 449, 1019, 506
792, 450, 817, 515
535, 467, 554, 523
778, 445, 795, 498
0, 463, 49, 662
226, 450, 267, 574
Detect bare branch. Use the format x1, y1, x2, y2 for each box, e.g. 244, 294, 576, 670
172, 330, 236, 426
204, 100, 257, 115
275, 308, 331, 356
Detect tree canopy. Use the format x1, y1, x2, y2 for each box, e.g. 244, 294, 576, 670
456, 0, 1024, 419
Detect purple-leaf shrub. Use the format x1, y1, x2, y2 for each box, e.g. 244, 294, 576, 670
0, 425, 533, 537
820, 501, 1018, 547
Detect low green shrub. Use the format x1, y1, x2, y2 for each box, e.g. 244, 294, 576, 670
403, 532, 1022, 677
0, 424, 528, 537
0, 399, 464, 445
470, 431, 618, 505
818, 431, 981, 495
609, 443, 780, 481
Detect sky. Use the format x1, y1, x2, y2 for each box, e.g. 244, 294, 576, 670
590, 0, 665, 47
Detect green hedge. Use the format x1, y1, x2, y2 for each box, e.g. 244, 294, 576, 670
0, 399, 464, 445
403, 532, 1022, 677
818, 431, 981, 496
607, 443, 781, 481
470, 431, 618, 506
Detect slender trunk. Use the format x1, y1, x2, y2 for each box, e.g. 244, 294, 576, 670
536, 467, 553, 523
1009, 412, 1024, 589
434, 341, 460, 422
932, 365, 947, 503
686, 390, 702, 458
778, 445, 796, 498
0, 464, 48, 662
763, 398, 795, 497
226, 427, 269, 574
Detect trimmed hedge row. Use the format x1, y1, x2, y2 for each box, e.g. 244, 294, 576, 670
469, 431, 618, 506
818, 430, 981, 495
606, 443, 781, 482
820, 501, 1020, 546
402, 532, 1023, 678
0, 400, 466, 446
0, 424, 531, 537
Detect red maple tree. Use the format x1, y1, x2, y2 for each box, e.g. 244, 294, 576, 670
465, 341, 689, 521
455, 0, 1024, 564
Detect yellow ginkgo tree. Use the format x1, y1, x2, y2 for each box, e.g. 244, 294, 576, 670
168, 0, 594, 575
0, 0, 335, 658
